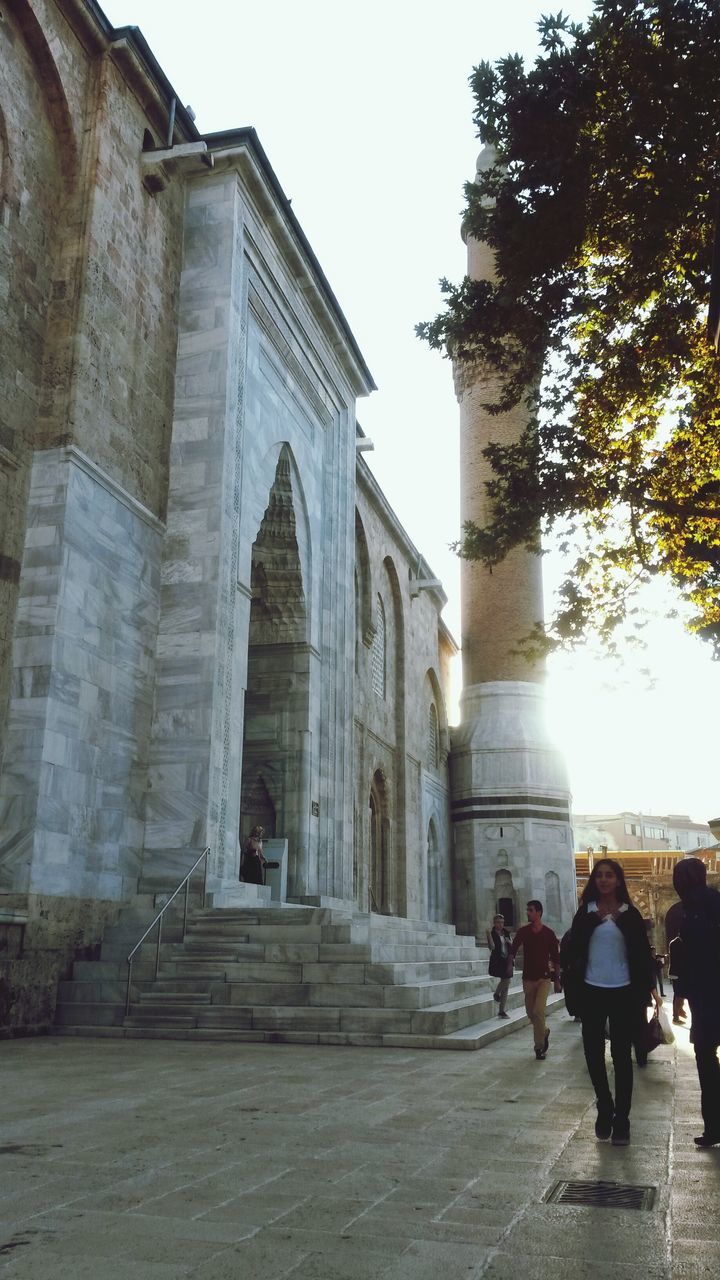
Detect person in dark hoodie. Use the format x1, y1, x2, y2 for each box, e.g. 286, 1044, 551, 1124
672, 857, 720, 1147
565, 858, 660, 1146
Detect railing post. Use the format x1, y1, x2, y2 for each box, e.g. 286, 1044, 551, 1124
126, 846, 212, 1006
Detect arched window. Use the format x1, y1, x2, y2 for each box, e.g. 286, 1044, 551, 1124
544, 871, 562, 922
427, 703, 439, 769
370, 595, 386, 697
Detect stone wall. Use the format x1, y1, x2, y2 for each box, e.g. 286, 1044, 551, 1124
354, 461, 454, 921
0, 1, 195, 1036
0, 448, 163, 899
0, 891, 121, 1035
1, 0, 189, 898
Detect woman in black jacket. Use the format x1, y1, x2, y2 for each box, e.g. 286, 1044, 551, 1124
566, 858, 660, 1146
672, 857, 720, 1146
486, 914, 513, 1018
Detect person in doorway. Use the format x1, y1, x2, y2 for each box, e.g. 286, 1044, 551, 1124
653, 951, 666, 998
671, 857, 720, 1147
565, 858, 660, 1146
240, 825, 266, 884
510, 901, 561, 1060
486, 914, 513, 1018
665, 898, 688, 1025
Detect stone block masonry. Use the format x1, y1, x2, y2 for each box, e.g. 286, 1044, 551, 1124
0, 447, 163, 901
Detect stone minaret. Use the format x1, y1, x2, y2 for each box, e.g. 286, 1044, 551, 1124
450, 146, 576, 940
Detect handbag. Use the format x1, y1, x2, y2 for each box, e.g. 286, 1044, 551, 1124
645, 1010, 664, 1054
656, 1005, 676, 1045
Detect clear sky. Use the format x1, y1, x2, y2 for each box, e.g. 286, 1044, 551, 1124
101, 0, 719, 825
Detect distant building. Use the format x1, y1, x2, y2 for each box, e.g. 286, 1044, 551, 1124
573, 811, 715, 855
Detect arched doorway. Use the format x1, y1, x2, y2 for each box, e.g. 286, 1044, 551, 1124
369, 770, 391, 913
495, 867, 516, 927
427, 818, 440, 921
241, 447, 309, 893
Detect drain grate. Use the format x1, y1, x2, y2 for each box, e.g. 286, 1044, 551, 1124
546, 1180, 656, 1210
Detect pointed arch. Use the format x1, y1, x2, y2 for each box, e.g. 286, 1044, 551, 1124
382, 555, 407, 914
241, 443, 312, 896
9, 0, 78, 189
369, 767, 391, 914
249, 447, 307, 644
354, 508, 374, 647
544, 870, 561, 924
427, 817, 441, 921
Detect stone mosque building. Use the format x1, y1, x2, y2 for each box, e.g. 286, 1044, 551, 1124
0, 0, 576, 1035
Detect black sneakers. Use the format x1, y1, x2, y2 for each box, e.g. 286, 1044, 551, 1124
694, 1132, 720, 1147
498, 1010, 509, 1019
611, 1117, 630, 1146
535, 1046, 546, 1060
595, 1099, 614, 1141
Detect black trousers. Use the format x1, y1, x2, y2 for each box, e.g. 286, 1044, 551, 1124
581, 983, 636, 1120
694, 1044, 720, 1136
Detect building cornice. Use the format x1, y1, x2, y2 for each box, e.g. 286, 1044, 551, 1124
204, 129, 375, 401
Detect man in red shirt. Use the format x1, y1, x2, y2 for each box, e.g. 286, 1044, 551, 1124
510, 900, 561, 1059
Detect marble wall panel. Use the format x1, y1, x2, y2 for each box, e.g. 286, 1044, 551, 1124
0, 447, 162, 899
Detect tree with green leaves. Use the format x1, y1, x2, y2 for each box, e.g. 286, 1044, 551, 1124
419, 0, 720, 659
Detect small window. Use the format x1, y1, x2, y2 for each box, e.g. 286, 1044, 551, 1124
370, 595, 385, 697
427, 703, 439, 769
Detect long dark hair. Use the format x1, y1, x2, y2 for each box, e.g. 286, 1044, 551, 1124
581, 858, 632, 907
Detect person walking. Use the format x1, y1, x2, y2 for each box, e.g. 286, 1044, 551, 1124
653, 951, 666, 998
665, 898, 688, 1025
510, 900, 561, 1060
565, 858, 660, 1147
671, 857, 720, 1147
486, 913, 513, 1018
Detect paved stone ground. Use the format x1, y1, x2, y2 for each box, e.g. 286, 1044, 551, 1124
0, 1006, 717, 1279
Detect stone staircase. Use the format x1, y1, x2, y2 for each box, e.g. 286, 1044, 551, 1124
55, 904, 563, 1050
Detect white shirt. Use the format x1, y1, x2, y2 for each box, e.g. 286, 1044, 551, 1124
584, 903, 631, 988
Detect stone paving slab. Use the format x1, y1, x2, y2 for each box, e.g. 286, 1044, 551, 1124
0, 1008, 715, 1277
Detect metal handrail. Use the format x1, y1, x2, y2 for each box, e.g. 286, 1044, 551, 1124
125, 847, 210, 1016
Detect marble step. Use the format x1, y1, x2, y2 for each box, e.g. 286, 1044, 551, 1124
124, 984, 526, 1036
71, 960, 156, 981
185, 924, 324, 944
134, 973, 493, 1010
57, 992, 566, 1048
175, 934, 480, 966
137, 962, 486, 988
136, 990, 212, 1005
55, 1001, 126, 1027
184, 918, 468, 947
54, 900, 543, 1051
191, 907, 344, 926
316, 941, 478, 963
